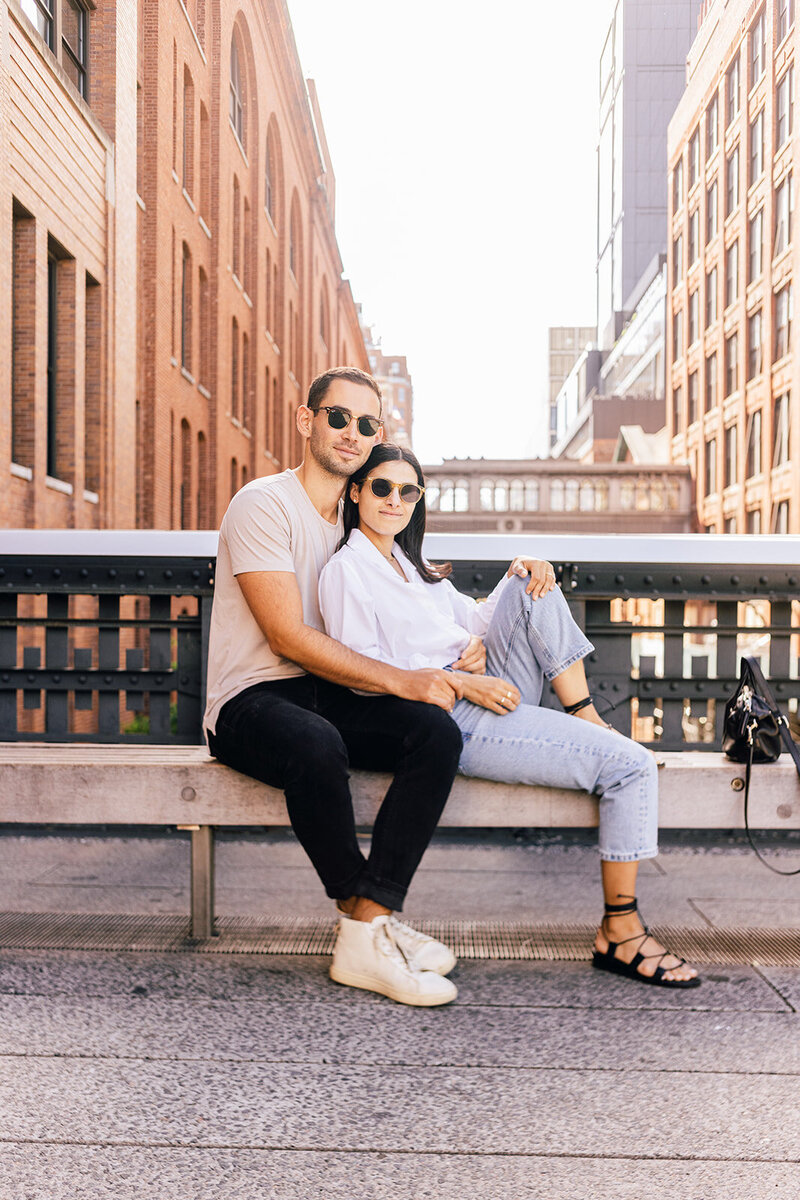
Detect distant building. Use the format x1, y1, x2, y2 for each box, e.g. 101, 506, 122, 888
360, 310, 413, 447
597, 0, 703, 350
548, 327, 595, 450
667, 0, 799, 534
421, 457, 692, 535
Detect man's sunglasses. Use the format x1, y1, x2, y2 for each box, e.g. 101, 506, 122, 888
362, 476, 425, 505
315, 405, 382, 437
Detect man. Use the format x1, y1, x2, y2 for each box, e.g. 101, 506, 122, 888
204, 366, 472, 1007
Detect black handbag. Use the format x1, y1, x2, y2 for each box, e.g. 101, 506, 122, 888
722, 656, 800, 875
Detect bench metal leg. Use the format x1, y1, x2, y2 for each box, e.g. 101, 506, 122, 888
189, 825, 215, 939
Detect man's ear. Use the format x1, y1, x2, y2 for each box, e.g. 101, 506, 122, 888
296, 404, 314, 438
375, 423, 385, 444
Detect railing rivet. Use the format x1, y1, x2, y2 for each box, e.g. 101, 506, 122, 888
136, 569, 146, 580
730, 575, 740, 585
598, 682, 607, 690
24, 568, 33, 578
27, 674, 34, 683
108, 569, 117, 579
701, 574, 711, 585
53, 674, 61, 683
164, 570, 174, 580
789, 576, 798, 586
0, 569, 4, 578
643, 681, 652, 692
192, 569, 201, 580
130, 674, 139, 684
644, 574, 653, 585
104, 675, 112, 685
759, 576, 768, 585
80, 568, 89, 579
155, 675, 163, 685
669, 682, 679, 691
586, 573, 596, 584
1, 673, 8, 683
181, 786, 196, 802
672, 574, 682, 584
180, 675, 188, 685
697, 682, 705, 692
52, 568, 61, 578
79, 674, 87, 684
615, 573, 624, 584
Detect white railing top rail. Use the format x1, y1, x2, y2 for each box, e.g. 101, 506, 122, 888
1, 529, 799, 567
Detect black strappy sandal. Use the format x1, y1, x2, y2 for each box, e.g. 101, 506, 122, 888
592, 899, 701, 989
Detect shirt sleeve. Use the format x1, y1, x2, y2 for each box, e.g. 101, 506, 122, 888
318, 554, 382, 661
223, 486, 294, 576
435, 572, 511, 637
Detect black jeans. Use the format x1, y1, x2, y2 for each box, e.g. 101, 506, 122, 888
208, 675, 462, 910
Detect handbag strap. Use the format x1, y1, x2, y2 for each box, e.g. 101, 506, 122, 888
742, 711, 800, 876
744, 656, 800, 778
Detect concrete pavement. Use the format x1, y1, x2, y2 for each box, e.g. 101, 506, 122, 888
1, 827, 799, 1198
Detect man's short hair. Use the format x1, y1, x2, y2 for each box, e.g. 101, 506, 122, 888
307, 367, 382, 414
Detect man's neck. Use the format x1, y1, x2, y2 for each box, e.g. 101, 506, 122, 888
294, 459, 345, 524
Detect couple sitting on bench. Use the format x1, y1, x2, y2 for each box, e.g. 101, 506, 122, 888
204, 367, 700, 1005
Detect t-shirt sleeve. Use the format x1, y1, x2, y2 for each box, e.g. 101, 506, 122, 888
223, 487, 294, 576
318, 554, 381, 661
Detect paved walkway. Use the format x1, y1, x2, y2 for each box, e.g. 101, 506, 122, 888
1, 828, 799, 1198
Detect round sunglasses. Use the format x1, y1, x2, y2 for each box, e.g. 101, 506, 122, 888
315, 405, 382, 438
362, 475, 425, 505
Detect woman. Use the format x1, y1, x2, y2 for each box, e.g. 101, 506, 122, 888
319, 443, 700, 989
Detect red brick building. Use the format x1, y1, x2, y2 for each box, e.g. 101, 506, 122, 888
2, 0, 138, 528
667, 0, 799, 533
2, 0, 368, 531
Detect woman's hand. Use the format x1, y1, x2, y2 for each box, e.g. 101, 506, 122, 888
451, 635, 486, 674
507, 557, 557, 600
455, 673, 520, 715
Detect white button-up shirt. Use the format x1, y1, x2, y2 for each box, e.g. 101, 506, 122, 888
318, 528, 510, 670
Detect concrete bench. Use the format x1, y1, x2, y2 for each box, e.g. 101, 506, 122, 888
1, 744, 798, 939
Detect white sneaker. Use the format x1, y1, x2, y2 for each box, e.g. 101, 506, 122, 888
388, 915, 457, 976
329, 915, 457, 1007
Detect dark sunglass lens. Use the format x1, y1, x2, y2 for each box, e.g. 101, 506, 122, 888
357, 416, 381, 436
370, 478, 393, 498
400, 485, 422, 503
326, 407, 350, 429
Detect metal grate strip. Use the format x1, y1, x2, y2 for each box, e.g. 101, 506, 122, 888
0, 911, 799, 966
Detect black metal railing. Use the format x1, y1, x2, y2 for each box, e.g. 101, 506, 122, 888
1, 531, 798, 750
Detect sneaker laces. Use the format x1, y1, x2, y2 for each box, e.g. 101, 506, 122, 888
388, 915, 430, 949
372, 916, 417, 973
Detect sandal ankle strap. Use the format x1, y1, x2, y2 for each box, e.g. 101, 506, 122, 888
603, 897, 639, 916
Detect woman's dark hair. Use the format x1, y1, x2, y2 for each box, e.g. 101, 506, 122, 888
341, 443, 452, 583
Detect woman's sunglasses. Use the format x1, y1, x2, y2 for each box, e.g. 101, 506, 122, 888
315, 405, 382, 438
362, 476, 425, 505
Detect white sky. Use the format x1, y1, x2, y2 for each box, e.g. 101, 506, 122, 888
288, 0, 616, 464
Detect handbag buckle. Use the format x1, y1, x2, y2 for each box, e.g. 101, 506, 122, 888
737, 684, 754, 712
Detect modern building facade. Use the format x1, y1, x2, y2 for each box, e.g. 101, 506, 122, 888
548, 327, 595, 450
2, 0, 368, 532
598, 0, 703, 351
667, 0, 798, 533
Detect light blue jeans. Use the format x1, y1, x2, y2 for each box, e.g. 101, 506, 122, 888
454, 576, 658, 862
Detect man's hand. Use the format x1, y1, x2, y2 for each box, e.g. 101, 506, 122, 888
451, 635, 486, 674
396, 668, 464, 711
507, 557, 557, 600
456, 673, 520, 715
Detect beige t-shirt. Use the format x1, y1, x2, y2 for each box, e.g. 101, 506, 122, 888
203, 469, 342, 735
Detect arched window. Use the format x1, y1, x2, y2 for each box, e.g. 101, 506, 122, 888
509, 479, 524, 511
180, 242, 192, 371
229, 36, 244, 146
425, 479, 440, 511
231, 318, 239, 421
439, 480, 455, 512
480, 478, 494, 511
550, 480, 564, 511
182, 67, 194, 196
232, 176, 240, 279
242, 332, 251, 430
319, 283, 330, 348
524, 481, 539, 511
454, 479, 469, 512
180, 419, 192, 529
265, 130, 275, 222
197, 431, 208, 527
289, 194, 302, 281
493, 480, 508, 512
230, 456, 238, 499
